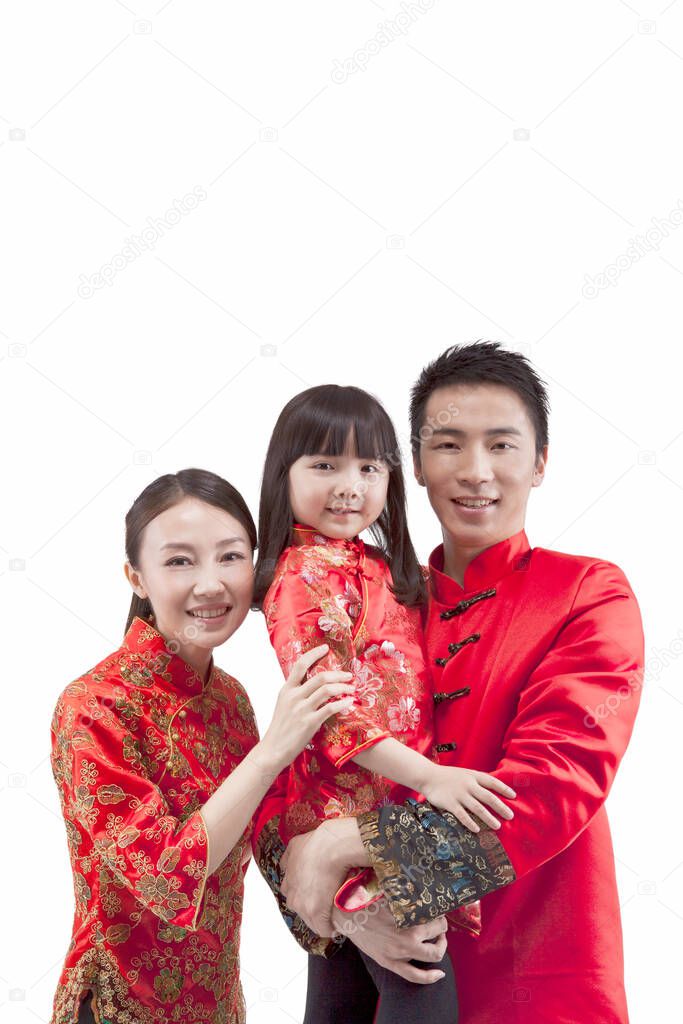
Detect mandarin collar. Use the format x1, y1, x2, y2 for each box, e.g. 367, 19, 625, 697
291, 522, 362, 550
428, 529, 531, 602
122, 615, 215, 694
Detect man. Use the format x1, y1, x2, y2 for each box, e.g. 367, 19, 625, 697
253, 342, 644, 1023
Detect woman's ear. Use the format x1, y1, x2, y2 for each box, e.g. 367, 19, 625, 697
123, 561, 147, 599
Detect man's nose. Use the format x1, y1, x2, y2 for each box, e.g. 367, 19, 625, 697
456, 448, 494, 485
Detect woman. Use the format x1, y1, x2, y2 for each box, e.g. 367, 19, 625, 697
50, 468, 356, 1024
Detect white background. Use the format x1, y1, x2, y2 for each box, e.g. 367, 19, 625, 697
1, 1, 681, 1021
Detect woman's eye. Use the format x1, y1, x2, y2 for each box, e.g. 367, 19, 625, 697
166, 557, 190, 566
221, 552, 244, 561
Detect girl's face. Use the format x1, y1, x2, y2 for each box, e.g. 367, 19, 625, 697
288, 446, 390, 540
124, 497, 254, 670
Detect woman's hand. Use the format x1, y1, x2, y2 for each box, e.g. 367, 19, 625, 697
422, 764, 516, 832
331, 902, 450, 985
260, 644, 355, 774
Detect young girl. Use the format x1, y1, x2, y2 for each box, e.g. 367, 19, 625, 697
49, 469, 356, 1024
253, 386, 516, 1024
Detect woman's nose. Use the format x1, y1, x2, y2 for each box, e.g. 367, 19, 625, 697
194, 569, 226, 595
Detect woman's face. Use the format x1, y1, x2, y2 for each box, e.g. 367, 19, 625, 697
125, 497, 254, 665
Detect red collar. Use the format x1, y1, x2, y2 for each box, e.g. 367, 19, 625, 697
291, 522, 363, 551
123, 615, 215, 694
428, 529, 532, 601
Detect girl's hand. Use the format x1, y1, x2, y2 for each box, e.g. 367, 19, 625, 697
422, 764, 516, 832
261, 644, 355, 773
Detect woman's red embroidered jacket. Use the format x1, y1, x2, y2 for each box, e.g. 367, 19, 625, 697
50, 616, 259, 1024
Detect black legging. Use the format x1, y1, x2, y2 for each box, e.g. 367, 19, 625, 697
77, 994, 97, 1023
303, 936, 458, 1024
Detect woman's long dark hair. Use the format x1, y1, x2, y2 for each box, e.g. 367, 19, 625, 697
252, 385, 426, 610
124, 468, 257, 635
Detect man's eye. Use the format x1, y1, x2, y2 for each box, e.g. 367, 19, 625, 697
493, 442, 514, 450
436, 442, 458, 450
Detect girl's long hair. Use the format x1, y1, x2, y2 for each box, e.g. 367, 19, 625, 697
252, 385, 426, 610
124, 468, 257, 635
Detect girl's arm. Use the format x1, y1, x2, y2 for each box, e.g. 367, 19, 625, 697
354, 739, 516, 832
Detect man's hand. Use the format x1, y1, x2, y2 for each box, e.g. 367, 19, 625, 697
280, 817, 369, 936
331, 902, 449, 985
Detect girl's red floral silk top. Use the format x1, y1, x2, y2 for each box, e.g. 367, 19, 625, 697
263, 524, 437, 845
50, 615, 259, 1024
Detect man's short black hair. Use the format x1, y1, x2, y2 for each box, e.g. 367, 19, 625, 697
410, 341, 550, 457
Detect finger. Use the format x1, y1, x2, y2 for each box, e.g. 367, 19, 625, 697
463, 797, 501, 830
315, 697, 355, 722
473, 785, 515, 819
305, 682, 356, 708
451, 806, 480, 832
301, 672, 355, 700
386, 960, 446, 985
286, 645, 330, 686
413, 918, 447, 942
414, 937, 447, 962
475, 773, 517, 798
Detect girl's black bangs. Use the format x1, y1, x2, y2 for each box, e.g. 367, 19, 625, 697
291, 402, 397, 463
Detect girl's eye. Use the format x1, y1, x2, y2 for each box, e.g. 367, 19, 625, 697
361, 464, 381, 473
312, 462, 333, 470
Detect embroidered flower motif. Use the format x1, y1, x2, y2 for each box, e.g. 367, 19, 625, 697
349, 659, 383, 709
388, 696, 421, 734
318, 596, 352, 641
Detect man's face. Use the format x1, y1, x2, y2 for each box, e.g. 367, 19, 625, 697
414, 383, 547, 550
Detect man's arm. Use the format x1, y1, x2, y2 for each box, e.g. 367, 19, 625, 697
357, 560, 644, 923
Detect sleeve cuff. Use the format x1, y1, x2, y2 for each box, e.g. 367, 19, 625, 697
331, 730, 392, 769
357, 797, 516, 929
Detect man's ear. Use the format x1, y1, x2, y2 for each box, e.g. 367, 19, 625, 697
413, 452, 425, 487
124, 561, 147, 599
532, 445, 548, 488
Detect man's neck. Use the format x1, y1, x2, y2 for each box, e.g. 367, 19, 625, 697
442, 535, 487, 587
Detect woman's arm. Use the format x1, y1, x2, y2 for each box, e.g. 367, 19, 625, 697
192, 647, 355, 873
52, 647, 354, 927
